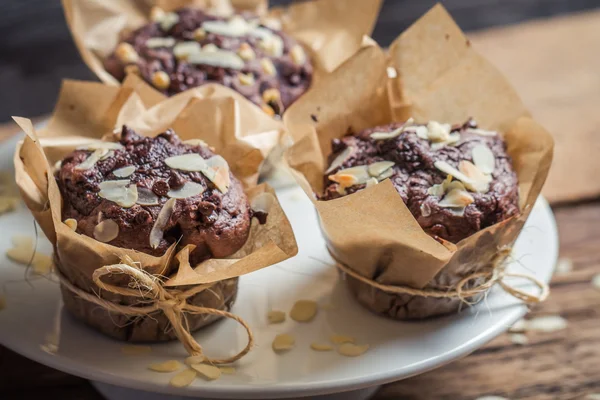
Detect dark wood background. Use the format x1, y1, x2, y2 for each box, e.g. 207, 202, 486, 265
1, 0, 600, 121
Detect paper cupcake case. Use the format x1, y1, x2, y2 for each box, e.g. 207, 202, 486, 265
13, 79, 297, 358
285, 5, 554, 319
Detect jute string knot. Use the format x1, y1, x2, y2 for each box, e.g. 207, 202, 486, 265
331, 247, 549, 305
57, 259, 254, 364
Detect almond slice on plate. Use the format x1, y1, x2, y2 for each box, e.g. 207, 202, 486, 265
148, 360, 182, 372
290, 300, 317, 322
330, 334, 355, 344
310, 343, 333, 352
272, 334, 295, 352
337, 343, 369, 357
170, 369, 197, 388
191, 363, 222, 380
267, 310, 286, 324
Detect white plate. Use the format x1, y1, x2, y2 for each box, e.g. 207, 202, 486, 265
0, 133, 558, 399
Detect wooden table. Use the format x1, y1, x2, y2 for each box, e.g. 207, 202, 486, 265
2, 10, 600, 400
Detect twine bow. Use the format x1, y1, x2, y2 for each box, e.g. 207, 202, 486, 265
332, 247, 549, 305
57, 257, 253, 364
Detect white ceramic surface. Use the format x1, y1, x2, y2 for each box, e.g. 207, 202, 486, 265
0, 133, 558, 399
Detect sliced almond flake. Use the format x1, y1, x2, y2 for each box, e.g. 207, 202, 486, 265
329, 165, 370, 187
75, 149, 108, 170
6, 236, 34, 265
376, 167, 395, 181
183, 139, 208, 147
0, 196, 18, 215
191, 363, 222, 380
426, 121, 451, 142
219, 366, 236, 374
414, 125, 429, 140
167, 182, 204, 199
261, 16, 282, 30
554, 258, 573, 275
469, 128, 497, 137
98, 180, 138, 208
325, 146, 353, 174
526, 315, 568, 332
251, 192, 275, 214
204, 156, 231, 193
267, 310, 286, 324
100, 150, 115, 160
330, 334, 355, 344
158, 12, 179, 31
252, 28, 284, 57
137, 187, 160, 206
148, 360, 182, 372
370, 118, 414, 141
113, 165, 135, 178
310, 343, 333, 351
365, 177, 379, 188
146, 37, 176, 48
93, 219, 119, 243
64, 218, 77, 231
188, 49, 245, 70
420, 202, 431, 217
290, 300, 318, 322
509, 333, 529, 346
427, 175, 452, 197
459, 160, 491, 185
173, 41, 201, 60
149, 198, 176, 249
272, 333, 295, 352
170, 369, 197, 388
592, 274, 600, 290
121, 345, 152, 355
202, 16, 254, 37
472, 144, 496, 174
439, 188, 474, 208
203, 43, 218, 52
77, 141, 124, 151
32, 253, 53, 275
185, 355, 206, 366
165, 154, 208, 172
338, 343, 369, 357
367, 161, 394, 177
434, 160, 489, 193
430, 132, 461, 150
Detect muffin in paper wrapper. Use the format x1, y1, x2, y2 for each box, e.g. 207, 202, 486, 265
285, 5, 554, 319
13, 78, 298, 343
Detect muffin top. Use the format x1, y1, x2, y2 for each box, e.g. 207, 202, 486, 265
104, 7, 313, 116
56, 126, 251, 263
321, 118, 519, 243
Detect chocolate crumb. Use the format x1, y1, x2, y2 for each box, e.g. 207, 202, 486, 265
311, 114, 319, 123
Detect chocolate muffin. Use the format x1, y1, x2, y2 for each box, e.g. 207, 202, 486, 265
56, 126, 251, 265
104, 7, 313, 116
321, 118, 519, 243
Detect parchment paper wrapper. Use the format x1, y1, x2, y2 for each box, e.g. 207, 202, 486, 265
13, 78, 298, 341
285, 5, 554, 319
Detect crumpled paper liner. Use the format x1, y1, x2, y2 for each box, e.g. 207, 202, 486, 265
285, 5, 554, 319
13, 78, 298, 341
62, 0, 382, 89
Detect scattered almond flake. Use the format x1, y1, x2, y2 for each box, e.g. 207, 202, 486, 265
367, 161, 394, 177
184, 355, 206, 366
93, 219, 119, 243
98, 180, 138, 208
113, 165, 135, 178
183, 139, 208, 147
146, 37, 176, 48
149, 6, 165, 21
203, 156, 231, 193
508, 319, 527, 333
310, 343, 333, 351
330, 334, 355, 344
238, 72, 255, 86
260, 58, 276, 75
202, 16, 254, 37
75, 149, 108, 170
149, 198, 176, 249
430, 132, 461, 150
329, 165, 370, 188
261, 16, 282, 31
158, 12, 179, 32
251, 192, 274, 214
121, 345, 152, 356
170, 369, 197, 388
203, 43, 219, 52
426, 121, 452, 142
137, 187, 160, 206
338, 343, 369, 357
77, 141, 124, 151
290, 300, 318, 322
472, 144, 496, 174
252, 28, 284, 57
290, 45, 306, 65
370, 118, 414, 141
267, 310, 286, 324
554, 258, 573, 275
459, 160, 491, 184
526, 315, 568, 333
219, 366, 236, 375
272, 333, 295, 352
167, 182, 204, 199
434, 160, 489, 193
188, 48, 245, 70
427, 175, 452, 197
32, 253, 53, 275
6, 235, 52, 272
100, 150, 115, 161
115, 42, 139, 64
509, 333, 529, 346
420, 203, 431, 217
173, 41, 201, 60
0, 196, 18, 215
414, 125, 429, 140
165, 153, 208, 172
148, 360, 182, 373
469, 128, 497, 137
191, 363, 222, 380
376, 167, 395, 181
386, 66, 397, 79
592, 274, 600, 290
439, 188, 474, 208
365, 177, 379, 188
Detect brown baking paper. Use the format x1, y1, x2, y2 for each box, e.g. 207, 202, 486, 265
13, 78, 297, 340
62, 0, 382, 89
285, 5, 554, 319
